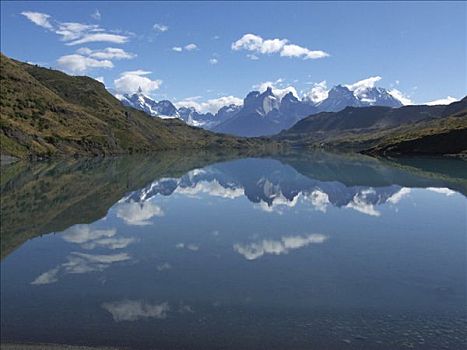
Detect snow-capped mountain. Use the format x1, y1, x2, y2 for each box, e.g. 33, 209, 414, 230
122, 157, 404, 216
178, 107, 215, 127
117, 88, 241, 129
115, 83, 405, 136
118, 87, 180, 119
214, 85, 403, 136
316, 85, 402, 112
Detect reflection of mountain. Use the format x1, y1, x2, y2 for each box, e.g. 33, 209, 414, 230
2, 151, 465, 258
0, 151, 246, 259
124, 154, 466, 214
125, 157, 405, 213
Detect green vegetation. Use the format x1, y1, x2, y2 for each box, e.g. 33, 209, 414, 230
277, 99, 467, 156
0, 53, 278, 159
1, 52, 465, 158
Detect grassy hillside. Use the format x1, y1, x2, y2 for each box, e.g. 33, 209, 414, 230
0, 53, 273, 159
277, 98, 467, 156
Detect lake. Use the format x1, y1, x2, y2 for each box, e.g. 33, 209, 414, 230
1, 151, 466, 350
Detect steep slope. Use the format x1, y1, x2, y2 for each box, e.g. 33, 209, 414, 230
278, 98, 467, 156
362, 111, 467, 156
0, 54, 266, 159
214, 88, 317, 137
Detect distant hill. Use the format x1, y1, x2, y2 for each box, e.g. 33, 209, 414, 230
0, 54, 267, 159
277, 98, 467, 156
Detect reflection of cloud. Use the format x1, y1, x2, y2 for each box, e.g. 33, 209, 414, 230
234, 233, 327, 260
61, 225, 135, 250
102, 300, 170, 322
176, 243, 199, 251
63, 252, 130, 274
61, 225, 116, 244
256, 192, 301, 214
305, 190, 330, 212
426, 187, 456, 196
31, 252, 130, 285
31, 267, 60, 285
387, 187, 411, 204
345, 189, 381, 217
176, 180, 244, 199
82, 237, 136, 250
178, 303, 194, 314
117, 201, 164, 225
157, 262, 172, 271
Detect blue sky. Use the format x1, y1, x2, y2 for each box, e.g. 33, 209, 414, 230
1, 1, 465, 112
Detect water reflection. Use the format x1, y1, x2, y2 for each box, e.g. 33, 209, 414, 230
1, 151, 466, 349
233, 233, 328, 260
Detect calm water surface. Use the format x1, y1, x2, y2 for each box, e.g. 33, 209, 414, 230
1, 152, 466, 349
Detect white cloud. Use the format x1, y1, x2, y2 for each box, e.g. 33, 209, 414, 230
388, 88, 413, 105
76, 47, 136, 60
121, 69, 152, 76
175, 96, 242, 114
91, 9, 101, 20
232, 34, 264, 51
57, 54, 113, 73
260, 38, 288, 54
246, 54, 259, 60
425, 96, 458, 106
232, 33, 329, 60
22, 11, 129, 45
153, 23, 169, 32
95, 76, 105, 84
102, 300, 170, 322
21, 11, 53, 30
55, 22, 100, 41
114, 70, 162, 95
280, 44, 329, 59
67, 33, 128, 46
116, 201, 164, 225
184, 43, 198, 51
304, 80, 329, 103
234, 233, 328, 260
345, 76, 382, 98
172, 44, 198, 52
209, 58, 218, 65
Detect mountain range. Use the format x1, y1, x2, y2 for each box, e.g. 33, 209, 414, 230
279, 97, 467, 155
0, 53, 465, 159
117, 84, 403, 137
0, 53, 271, 159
